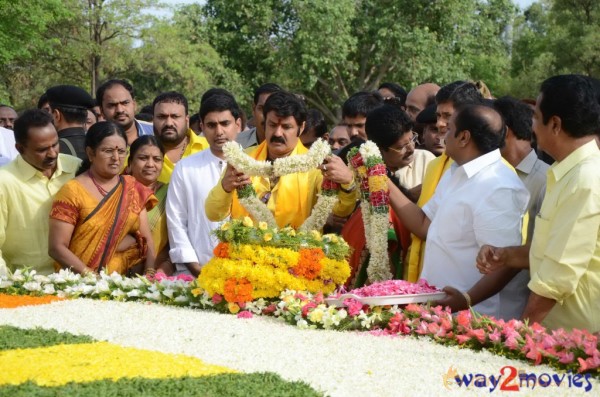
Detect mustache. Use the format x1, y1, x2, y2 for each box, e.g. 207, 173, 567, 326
161, 126, 177, 133
270, 136, 286, 144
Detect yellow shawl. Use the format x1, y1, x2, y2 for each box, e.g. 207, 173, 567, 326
230, 141, 321, 228
405, 152, 452, 281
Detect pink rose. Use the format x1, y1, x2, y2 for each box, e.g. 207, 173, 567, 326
237, 311, 253, 319
211, 294, 223, 304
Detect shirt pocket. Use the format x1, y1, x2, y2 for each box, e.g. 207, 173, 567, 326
530, 215, 550, 260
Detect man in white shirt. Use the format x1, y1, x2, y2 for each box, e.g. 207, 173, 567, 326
166, 94, 241, 276
0, 126, 18, 166
388, 104, 529, 319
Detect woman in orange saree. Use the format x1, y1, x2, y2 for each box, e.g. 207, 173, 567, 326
49, 122, 157, 275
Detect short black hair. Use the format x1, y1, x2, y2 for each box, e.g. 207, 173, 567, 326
52, 105, 88, 124
304, 109, 328, 138
378, 82, 407, 105
539, 74, 600, 138
37, 93, 48, 109
96, 79, 135, 106
254, 83, 282, 105
342, 91, 384, 119
436, 81, 483, 107
493, 96, 533, 141
454, 105, 506, 154
262, 91, 307, 130
189, 113, 200, 124
13, 109, 54, 145
365, 104, 413, 151
152, 91, 188, 115
199, 93, 241, 121
201, 88, 235, 105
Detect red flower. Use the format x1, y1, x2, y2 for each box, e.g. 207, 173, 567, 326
367, 163, 386, 176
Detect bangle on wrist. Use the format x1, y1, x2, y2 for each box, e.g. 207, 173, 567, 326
340, 180, 357, 194
462, 291, 472, 308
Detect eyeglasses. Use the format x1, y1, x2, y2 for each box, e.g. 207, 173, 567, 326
388, 134, 419, 155
97, 147, 128, 159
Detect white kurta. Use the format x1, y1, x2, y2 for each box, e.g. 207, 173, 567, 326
166, 149, 226, 274
421, 149, 530, 319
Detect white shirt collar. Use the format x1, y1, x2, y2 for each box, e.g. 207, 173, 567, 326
455, 149, 502, 179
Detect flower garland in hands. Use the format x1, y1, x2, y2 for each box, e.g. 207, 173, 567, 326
347, 141, 392, 282
223, 140, 340, 231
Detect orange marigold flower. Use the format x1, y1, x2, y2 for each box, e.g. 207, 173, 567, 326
292, 248, 325, 280
0, 293, 65, 308
223, 278, 253, 303
213, 242, 230, 258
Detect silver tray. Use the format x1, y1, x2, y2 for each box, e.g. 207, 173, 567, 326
325, 291, 446, 307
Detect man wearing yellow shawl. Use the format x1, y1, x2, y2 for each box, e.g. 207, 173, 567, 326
205, 91, 356, 228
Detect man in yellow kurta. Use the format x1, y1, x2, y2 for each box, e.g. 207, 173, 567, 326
205, 91, 356, 228
152, 92, 208, 183
0, 109, 81, 275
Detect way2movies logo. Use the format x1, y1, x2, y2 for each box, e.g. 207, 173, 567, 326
442, 365, 593, 392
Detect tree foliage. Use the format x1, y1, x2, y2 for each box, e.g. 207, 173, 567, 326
201, 0, 518, 122
0, 0, 597, 118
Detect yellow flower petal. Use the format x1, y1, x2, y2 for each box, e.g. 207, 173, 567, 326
0, 342, 235, 386
242, 216, 254, 227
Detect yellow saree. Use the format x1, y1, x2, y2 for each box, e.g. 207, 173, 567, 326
50, 175, 157, 274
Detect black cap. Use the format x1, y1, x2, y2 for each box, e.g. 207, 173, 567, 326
416, 104, 437, 124
45, 85, 95, 110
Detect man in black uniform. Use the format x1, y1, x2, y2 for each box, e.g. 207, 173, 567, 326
45, 85, 96, 160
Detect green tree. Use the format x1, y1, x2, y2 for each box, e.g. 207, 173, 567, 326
201, 0, 517, 123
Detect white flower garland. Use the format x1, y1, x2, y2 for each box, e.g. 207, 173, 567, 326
223, 139, 337, 230
273, 139, 331, 177
239, 196, 278, 229
222, 141, 272, 177
299, 194, 340, 232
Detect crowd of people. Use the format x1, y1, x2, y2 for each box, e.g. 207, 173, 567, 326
0, 74, 599, 334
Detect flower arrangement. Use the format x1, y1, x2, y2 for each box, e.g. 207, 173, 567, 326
347, 141, 392, 282
1, 268, 599, 376
199, 218, 351, 303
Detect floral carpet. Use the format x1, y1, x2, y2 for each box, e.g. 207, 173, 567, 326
0, 297, 597, 396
